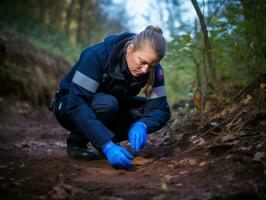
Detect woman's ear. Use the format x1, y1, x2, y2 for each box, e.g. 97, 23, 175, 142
127, 43, 135, 53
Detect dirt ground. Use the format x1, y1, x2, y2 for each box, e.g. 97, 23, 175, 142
0, 100, 265, 200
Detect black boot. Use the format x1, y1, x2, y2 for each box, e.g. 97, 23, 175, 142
66, 131, 103, 160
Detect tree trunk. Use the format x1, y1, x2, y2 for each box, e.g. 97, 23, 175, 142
191, 0, 218, 93
65, 0, 76, 39
76, 0, 85, 44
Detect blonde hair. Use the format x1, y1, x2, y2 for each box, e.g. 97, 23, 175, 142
134, 25, 166, 96
131, 25, 166, 59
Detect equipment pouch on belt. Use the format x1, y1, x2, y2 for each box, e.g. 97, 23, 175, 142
49, 96, 56, 112
49, 89, 61, 112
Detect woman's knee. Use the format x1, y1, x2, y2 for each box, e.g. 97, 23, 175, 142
91, 93, 119, 119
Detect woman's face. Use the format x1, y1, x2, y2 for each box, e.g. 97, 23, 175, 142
126, 43, 160, 77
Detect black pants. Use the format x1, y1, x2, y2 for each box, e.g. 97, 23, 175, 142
53, 92, 146, 149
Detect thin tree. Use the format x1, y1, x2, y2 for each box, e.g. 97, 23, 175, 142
191, 0, 219, 94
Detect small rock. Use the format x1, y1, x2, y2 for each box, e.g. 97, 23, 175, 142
204, 152, 209, 156
179, 171, 189, 175
192, 138, 206, 145
210, 122, 219, 127
163, 174, 179, 182
19, 163, 26, 168
175, 183, 183, 187
221, 133, 236, 143
253, 152, 264, 162
240, 146, 252, 151
143, 171, 151, 177
190, 135, 197, 140
225, 154, 233, 159
188, 159, 197, 166
167, 164, 174, 169
199, 162, 206, 167
117, 170, 125, 175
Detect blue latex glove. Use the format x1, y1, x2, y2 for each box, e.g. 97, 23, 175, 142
103, 141, 133, 169
128, 122, 147, 153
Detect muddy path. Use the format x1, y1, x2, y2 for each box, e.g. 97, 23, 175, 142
0, 106, 265, 200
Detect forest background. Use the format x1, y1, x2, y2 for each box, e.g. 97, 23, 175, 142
0, 0, 265, 108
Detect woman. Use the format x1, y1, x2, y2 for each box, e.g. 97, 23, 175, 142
52, 25, 171, 169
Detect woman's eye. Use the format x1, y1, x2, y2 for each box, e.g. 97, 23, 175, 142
140, 61, 147, 65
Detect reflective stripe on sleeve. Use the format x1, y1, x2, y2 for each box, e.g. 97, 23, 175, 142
72, 71, 99, 93
147, 86, 167, 99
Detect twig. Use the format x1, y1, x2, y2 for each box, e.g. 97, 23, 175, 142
189, 112, 238, 143
175, 143, 201, 158
225, 111, 242, 131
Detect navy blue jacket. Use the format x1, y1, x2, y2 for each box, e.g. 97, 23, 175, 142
59, 32, 171, 148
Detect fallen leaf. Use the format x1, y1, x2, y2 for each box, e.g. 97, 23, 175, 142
192, 138, 206, 145
190, 135, 197, 140
221, 133, 237, 143
161, 182, 168, 191
132, 157, 154, 166
175, 146, 181, 154
163, 174, 179, 182
241, 94, 253, 105
117, 170, 125, 175
225, 154, 233, 159
199, 162, 206, 167
143, 171, 151, 177
204, 152, 209, 156
178, 158, 197, 166
19, 163, 26, 168
179, 171, 189, 175
175, 183, 183, 187
188, 159, 197, 166
253, 152, 264, 162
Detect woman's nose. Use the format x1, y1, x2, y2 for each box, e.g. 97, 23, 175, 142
141, 64, 149, 73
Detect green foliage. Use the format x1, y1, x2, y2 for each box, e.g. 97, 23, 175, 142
0, 0, 127, 62
163, 0, 266, 106
0, 16, 82, 62
163, 32, 201, 105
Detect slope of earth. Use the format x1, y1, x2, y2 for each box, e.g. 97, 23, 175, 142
0, 79, 265, 200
